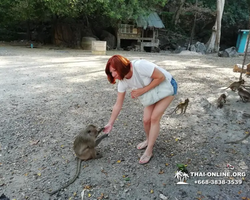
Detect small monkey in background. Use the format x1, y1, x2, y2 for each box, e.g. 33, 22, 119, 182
225, 79, 245, 91
217, 93, 227, 108
237, 87, 250, 102
48, 125, 108, 195
168, 98, 189, 115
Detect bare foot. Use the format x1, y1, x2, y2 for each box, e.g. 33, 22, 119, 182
137, 140, 148, 150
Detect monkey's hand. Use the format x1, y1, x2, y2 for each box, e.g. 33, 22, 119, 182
131, 88, 145, 99
104, 124, 112, 134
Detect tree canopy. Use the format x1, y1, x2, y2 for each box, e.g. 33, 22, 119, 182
0, 0, 249, 49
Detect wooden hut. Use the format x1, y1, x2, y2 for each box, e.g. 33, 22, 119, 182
117, 12, 165, 51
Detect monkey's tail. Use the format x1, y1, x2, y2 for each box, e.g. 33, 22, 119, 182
167, 107, 177, 115
48, 158, 82, 195
225, 133, 250, 144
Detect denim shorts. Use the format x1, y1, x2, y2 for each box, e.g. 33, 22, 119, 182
171, 78, 178, 95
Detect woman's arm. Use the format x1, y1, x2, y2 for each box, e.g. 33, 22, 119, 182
104, 91, 126, 133
131, 68, 165, 99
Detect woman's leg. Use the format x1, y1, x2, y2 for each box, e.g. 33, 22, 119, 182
137, 104, 155, 149
139, 95, 174, 163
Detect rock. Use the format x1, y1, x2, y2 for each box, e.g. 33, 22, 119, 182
81, 37, 97, 50
100, 30, 116, 50
218, 47, 239, 57
195, 42, 206, 54
190, 44, 196, 52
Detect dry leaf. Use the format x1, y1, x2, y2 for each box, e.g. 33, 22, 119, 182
88, 193, 91, 197
242, 197, 247, 200
30, 140, 40, 145
73, 192, 77, 196
159, 169, 164, 174
197, 191, 202, 195
101, 169, 108, 176
165, 163, 169, 166
84, 185, 92, 189
97, 193, 104, 200
117, 160, 121, 163
37, 173, 41, 176
124, 177, 130, 181
150, 190, 154, 194
238, 191, 242, 194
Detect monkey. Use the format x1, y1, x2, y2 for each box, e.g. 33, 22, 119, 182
225, 79, 245, 92
168, 98, 189, 115
48, 125, 108, 195
217, 93, 227, 108
225, 133, 250, 144
233, 64, 246, 73
237, 87, 250, 102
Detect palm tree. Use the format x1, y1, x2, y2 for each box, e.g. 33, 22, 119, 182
174, 171, 183, 182
182, 173, 189, 182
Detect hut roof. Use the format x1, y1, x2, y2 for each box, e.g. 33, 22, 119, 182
136, 12, 165, 29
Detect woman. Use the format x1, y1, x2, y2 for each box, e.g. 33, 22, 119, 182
103, 55, 177, 164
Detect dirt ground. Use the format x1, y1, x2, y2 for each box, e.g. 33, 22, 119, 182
0, 44, 250, 200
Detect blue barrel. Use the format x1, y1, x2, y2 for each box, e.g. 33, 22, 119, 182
236, 30, 249, 53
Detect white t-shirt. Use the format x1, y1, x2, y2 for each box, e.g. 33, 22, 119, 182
118, 59, 172, 93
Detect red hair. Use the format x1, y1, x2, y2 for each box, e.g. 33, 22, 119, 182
105, 55, 131, 84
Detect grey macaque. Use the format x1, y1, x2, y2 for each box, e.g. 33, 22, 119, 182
225, 79, 245, 91
217, 93, 227, 108
48, 125, 108, 195
237, 87, 250, 102
168, 98, 189, 115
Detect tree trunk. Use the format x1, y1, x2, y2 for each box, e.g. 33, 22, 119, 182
26, 20, 31, 41
187, 0, 198, 50
206, 0, 225, 53
172, 0, 186, 26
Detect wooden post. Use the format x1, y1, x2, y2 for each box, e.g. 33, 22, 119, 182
141, 30, 144, 51
117, 34, 121, 50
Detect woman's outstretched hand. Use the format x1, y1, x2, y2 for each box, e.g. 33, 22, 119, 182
103, 124, 113, 134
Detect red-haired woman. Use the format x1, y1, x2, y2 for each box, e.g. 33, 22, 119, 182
104, 55, 177, 164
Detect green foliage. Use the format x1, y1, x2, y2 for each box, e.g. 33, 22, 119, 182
99, 0, 168, 22
0, 0, 15, 26
222, 0, 249, 28
177, 164, 189, 174
0, 0, 249, 47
